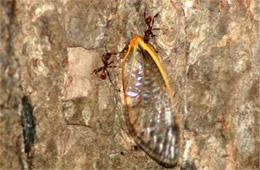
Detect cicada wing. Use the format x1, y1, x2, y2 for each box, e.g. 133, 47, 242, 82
122, 42, 179, 167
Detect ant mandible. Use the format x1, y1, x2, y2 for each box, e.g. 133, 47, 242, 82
91, 51, 117, 85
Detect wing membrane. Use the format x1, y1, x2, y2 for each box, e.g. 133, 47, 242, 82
122, 35, 179, 167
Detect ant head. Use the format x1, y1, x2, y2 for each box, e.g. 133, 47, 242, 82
145, 16, 152, 26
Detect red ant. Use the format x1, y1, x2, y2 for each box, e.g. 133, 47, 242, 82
91, 51, 117, 85
119, 12, 160, 54
143, 12, 160, 43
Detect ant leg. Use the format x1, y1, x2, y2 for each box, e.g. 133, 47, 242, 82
150, 44, 159, 53
154, 12, 160, 18
152, 12, 160, 26
122, 45, 129, 54
107, 60, 114, 65
107, 65, 117, 68
107, 60, 117, 68
106, 70, 120, 92
118, 43, 129, 59
151, 32, 157, 37
107, 61, 117, 68
91, 67, 104, 75
106, 70, 114, 85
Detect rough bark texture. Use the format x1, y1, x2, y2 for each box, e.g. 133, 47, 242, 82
0, 0, 259, 169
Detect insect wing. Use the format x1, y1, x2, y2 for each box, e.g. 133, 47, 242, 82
122, 36, 179, 167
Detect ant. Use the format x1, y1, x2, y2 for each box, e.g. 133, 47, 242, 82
91, 51, 117, 85
119, 12, 160, 54
143, 12, 160, 43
